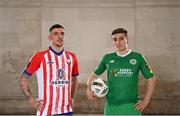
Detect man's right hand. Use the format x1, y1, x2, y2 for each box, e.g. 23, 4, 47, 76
86, 88, 98, 100
86, 72, 99, 100
18, 75, 43, 111
29, 97, 43, 111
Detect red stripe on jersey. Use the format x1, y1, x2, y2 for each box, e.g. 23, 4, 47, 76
55, 54, 60, 113
61, 54, 65, 113
40, 58, 47, 115
47, 51, 53, 115
65, 52, 71, 112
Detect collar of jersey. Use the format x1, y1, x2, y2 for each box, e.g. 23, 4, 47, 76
49, 46, 64, 56
116, 49, 132, 57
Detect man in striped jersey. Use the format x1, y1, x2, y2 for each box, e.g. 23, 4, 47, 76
19, 24, 79, 116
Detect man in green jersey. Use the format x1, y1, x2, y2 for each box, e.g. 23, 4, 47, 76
86, 28, 156, 115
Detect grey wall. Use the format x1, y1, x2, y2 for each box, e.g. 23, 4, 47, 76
0, 0, 180, 114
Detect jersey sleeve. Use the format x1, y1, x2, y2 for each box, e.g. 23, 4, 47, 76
72, 54, 79, 77
94, 55, 107, 76
140, 54, 154, 79
23, 52, 43, 77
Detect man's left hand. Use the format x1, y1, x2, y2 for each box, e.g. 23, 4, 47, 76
134, 99, 150, 112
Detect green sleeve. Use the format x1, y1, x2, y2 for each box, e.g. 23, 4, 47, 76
94, 55, 107, 76
140, 54, 154, 79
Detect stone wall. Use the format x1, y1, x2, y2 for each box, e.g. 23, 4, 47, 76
0, 0, 180, 114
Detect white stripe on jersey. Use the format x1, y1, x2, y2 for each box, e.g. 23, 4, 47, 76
57, 55, 63, 114
64, 53, 69, 113
43, 53, 50, 115
36, 63, 44, 116
36, 63, 44, 102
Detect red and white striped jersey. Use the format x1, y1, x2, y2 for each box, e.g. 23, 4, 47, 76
23, 47, 79, 115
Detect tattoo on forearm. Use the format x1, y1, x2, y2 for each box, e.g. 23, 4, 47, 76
23, 88, 33, 100
19, 78, 33, 100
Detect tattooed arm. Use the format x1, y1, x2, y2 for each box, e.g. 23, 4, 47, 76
18, 74, 41, 110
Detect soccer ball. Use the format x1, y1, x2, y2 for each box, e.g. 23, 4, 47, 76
90, 78, 109, 97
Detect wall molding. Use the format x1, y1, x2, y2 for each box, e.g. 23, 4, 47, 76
135, 0, 180, 7
42, 0, 134, 8
0, 0, 179, 8
0, 0, 40, 7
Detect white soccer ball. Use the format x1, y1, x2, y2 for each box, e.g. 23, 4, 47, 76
90, 78, 109, 97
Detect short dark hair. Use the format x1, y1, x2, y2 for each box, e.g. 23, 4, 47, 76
49, 24, 64, 32
111, 28, 128, 37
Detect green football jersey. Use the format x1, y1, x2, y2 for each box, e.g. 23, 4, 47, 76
94, 51, 154, 104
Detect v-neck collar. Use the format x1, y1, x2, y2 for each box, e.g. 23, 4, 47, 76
49, 46, 64, 56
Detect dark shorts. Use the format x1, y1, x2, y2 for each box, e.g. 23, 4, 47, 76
51, 112, 73, 116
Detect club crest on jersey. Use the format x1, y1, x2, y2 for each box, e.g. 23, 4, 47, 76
57, 68, 64, 79
66, 58, 71, 65
130, 59, 137, 65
